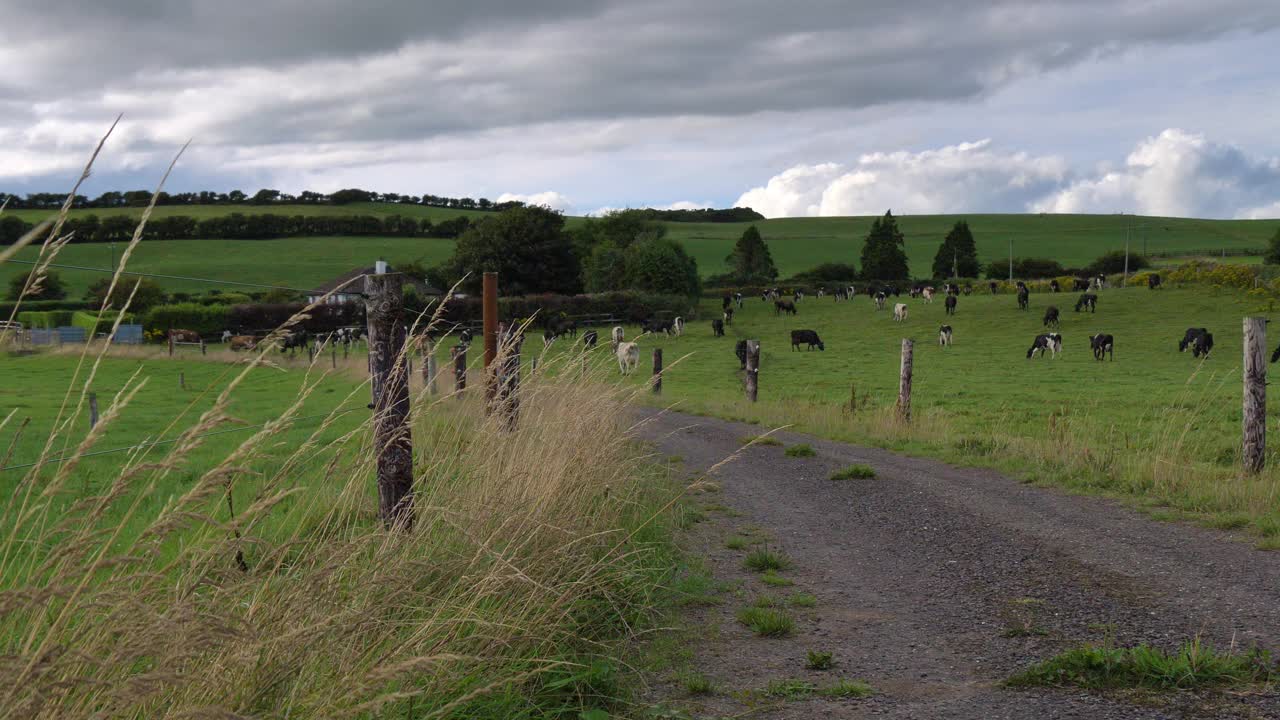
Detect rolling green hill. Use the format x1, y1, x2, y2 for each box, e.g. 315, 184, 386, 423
2, 204, 1276, 298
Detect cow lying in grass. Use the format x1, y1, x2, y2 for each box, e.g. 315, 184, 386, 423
938, 325, 953, 347
1027, 333, 1063, 359
790, 329, 825, 351
1090, 333, 1114, 361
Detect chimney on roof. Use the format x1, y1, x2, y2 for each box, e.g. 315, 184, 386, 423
375, 259, 388, 275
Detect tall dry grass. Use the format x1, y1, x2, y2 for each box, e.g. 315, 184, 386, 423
0, 132, 683, 718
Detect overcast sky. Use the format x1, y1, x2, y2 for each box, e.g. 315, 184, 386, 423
3, 0, 1279, 218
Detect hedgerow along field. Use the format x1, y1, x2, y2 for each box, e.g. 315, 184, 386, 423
544, 283, 1280, 545
3, 205, 1277, 296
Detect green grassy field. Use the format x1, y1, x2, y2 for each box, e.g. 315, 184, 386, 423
4, 206, 1277, 298
504, 284, 1280, 543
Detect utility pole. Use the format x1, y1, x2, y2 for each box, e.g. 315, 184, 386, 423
1124, 219, 1131, 283
1008, 238, 1013, 283
952, 248, 958, 279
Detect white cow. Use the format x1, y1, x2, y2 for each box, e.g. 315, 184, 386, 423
921, 288, 934, 303
672, 317, 685, 337
616, 341, 640, 374
939, 325, 953, 346
611, 326, 625, 349
893, 303, 908, 322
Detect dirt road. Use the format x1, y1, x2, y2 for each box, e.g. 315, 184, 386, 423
633, 408, 1280, 719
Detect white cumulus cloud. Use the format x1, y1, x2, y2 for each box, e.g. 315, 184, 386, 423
1031, 129, 1280, 218
735, 141, 1069, 218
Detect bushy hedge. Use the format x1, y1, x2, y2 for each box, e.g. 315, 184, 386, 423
433, 292, 695, 326
16, 310, 76, 328
71, 310, 135, 334
228, 302, 365, 333
0, 299, 93, 317
144, 303, 231, 335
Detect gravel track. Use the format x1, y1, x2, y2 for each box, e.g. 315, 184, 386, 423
633, 408, 1280, 719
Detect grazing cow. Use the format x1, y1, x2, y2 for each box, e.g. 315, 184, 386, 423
944, 295, 957, 315
910, 286, 922, 299
280, 330, 309, 354
963, 284, 973, 296
672, 316, 685, 337
1094, 274, 1107, 290
734, 339, 748, 369
1072, 277, 1091, 291
889, 285, 901, 297
1043, 306, 1059, 328
1148, 273, 1162, 290
938, 325, 953, 347
794, 289, 805, 303
946, 283, 959, 296
583, 330, 598, 348
551, 317, 578, 338
790, 329, 825, 351
874, 292, 887, 310
921, 287, 935, 303
1049, 279, 1060, 293
643, 318, 674, 335
735, 292, 744, 308
1090, 333, 1114, 361
221, 330, 233, 343
616, 341, 640, 374
761, 291, 770, 302
1027, 333, 1063, 359
610, 326, 624, 349
169, 329, 201, 344
723, 294, 733, 311
893, 303, 908, 322
712, 318, 725, 337
989, 281, 999, 294
816, 287, 826, 299
1179, 328, 1213, 358
228, 335, 257, 351
1017, 286, 1030, 310
774, 300, 797, 316
458, 328, 474, 347
723, 307, 735, 325
1075, 293, 1097, 313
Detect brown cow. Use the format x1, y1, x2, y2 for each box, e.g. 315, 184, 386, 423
228, 335, 257, 351
168, 329, 201, 344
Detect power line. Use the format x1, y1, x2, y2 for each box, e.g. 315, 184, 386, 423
2, 259, 340, 296
1, 407, 364, 472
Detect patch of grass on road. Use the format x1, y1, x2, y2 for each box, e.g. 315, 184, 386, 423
805, 650, 834, 670
818, 679, 874, 698
760, 679, 815, 698
760, 571, 794, 587
744, 547, 791, 573
785, 443, 816, 457
1007, 640, 1276, 691
725, 536, 749, 550
742, 434, 783, 447
737, 607, 795, 637
830, 464, 877, 480
789, 593, 818, 608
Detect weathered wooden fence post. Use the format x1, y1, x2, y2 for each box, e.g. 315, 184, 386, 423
652, 348, 663, 395
482, 272, 499, 409
744, 340, 759, 402
88, 392, 98, 429
168, 332, 174, 357
331, 341, 337, 369
1243, 317, 1266, 473
897, 339, 914, 422
200, 340, 206, 356
364, 272, 414, 530
179, 371, 185, 390
453, 345, 467, 393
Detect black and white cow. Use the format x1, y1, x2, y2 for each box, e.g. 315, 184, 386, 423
794, 289, 805, 303
1017, 286, 1030, 310
790, 329, 825, 351
774, 300, 798, 316
1179, 328, 1213, 358
1090, 333, 1114, 361
735, 292, 744, 308
723, 307, 735, 325
1027, 332, 1063, 359
583, 330, 598, 348
873, 291, 887, 310
944, 295, 957, 315
734, 339, 749, 369
712, 318, 725, 337
280, 330, 309, 354
1043, 306, 1060, 328
1094, 274, 1107, 291
1072, 277, 1091, 291
643, 318, 674, 335
1075, 293, 1097, 313
1049, 279, 1060, 293
938, 325, 953, 347
963, 284, 973, 296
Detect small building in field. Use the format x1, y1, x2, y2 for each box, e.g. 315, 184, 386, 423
306, 260, 441, 305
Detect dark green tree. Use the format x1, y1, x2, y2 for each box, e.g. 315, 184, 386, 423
931, 220, 980, 279
582, 244, 629, 293
725, 225, 778, 283
85, 277, 167, 311
1265, 227, 1280, 265
859, 210, 910, 282
6, 269, 67, 301
447, 205, 582, 295
623, 238, 701, 296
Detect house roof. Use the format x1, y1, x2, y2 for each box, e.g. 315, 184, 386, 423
309, 266, 441, 296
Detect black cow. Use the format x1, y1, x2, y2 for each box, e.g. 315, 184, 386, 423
989, 281, 999, 294
643, 318, 674, 335
1049, 279, 1060, 293
1072, 278, 1091, 291
790, 329, 825, 351
1148, 273, 1162, 290
735, 339, 748, 369
1043, 306, 1059, 328
711, 319, 725, 337
1090, 333, 1114, 361
1180, 328, 1213, 358
458, 328, 474, 347
774, 300, 798, 316
945, 295, 957, 315
280, 330, 309, 354
889, 285, 901, 297
723, 307, 735, 325
722, 294, 732, 311
1017, 286, 1030, 310
1027, 333, 1063, 359
583, 330, 598, 348
1075, 293, 1097, 313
